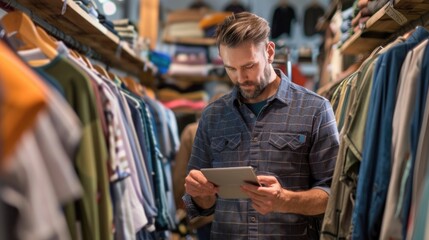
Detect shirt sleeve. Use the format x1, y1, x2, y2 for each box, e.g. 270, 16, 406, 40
182, 111, 216, 219
309, 99, 339, 195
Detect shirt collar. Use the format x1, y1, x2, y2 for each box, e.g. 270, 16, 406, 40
229, 68, 291, 107
407, 26, 429, 44
274, 69, 291, 105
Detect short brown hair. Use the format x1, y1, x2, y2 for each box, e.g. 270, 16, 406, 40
215, 12, 270, 48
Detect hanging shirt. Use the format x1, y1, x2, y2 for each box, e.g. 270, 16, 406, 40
380, 39, 428, 240
35, 56, 113, 240
303, 3, 325, 36
271, 4, 296, 39
0, 41, 47, 163
0, 40, 82, 240
223, 2, 247, 13
402, 36, 429, 239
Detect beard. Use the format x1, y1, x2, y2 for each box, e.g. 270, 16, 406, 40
237, 63, 272, 100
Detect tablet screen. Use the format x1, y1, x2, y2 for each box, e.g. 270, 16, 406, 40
201, 166, 260, 199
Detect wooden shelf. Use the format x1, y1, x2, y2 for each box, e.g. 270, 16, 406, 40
341, 0, 429, 55
10, 0, 147, 76
162, 35, 216, 46
165, 74, 230, 83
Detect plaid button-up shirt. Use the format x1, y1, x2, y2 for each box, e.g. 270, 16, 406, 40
184, 70, 339, 239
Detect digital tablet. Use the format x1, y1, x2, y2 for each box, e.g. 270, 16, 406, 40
201, 166, 260, 199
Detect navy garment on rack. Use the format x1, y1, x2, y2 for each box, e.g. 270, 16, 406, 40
124, 92, 175, 231
303, 3, 325, 36
141, 99, 175, 231
271, 4, 296, 39
119, 92, 158, 227
351, 27, 429, 240
143, 96, 179, 229
107, 83, 158, 230
144, 97, 171, 162
223, 2, 247, 13
126, 97, 159, 223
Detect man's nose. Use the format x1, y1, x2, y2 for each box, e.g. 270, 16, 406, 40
237, 70, 247, 83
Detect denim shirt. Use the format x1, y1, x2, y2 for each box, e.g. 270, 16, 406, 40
183, 69, 339, 239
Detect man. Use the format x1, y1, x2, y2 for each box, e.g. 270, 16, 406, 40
183, 12, 339, 239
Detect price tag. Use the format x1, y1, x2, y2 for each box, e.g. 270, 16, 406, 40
385, 3, 408, 25
62, 0, 67, 15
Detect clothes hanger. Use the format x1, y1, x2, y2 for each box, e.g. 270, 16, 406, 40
143, 86, 156, 100
107, 71, 118, 82
17, 25, 56, 66
402, 27, 416, 40
121, 75, 143, 96
69, 49, 81, 60
1, 11, 57, 59
36, 26, 57, 49
78, 52, 95, 70
93, 64, 111, 80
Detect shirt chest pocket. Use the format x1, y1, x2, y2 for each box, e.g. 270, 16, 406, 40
210, 133, 241, 167
266, 133, 309, 178
268, 133, 306, 151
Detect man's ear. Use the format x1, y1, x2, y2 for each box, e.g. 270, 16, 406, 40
267, 41, 275, 63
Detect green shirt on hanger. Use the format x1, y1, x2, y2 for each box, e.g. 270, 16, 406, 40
35, 56, 113, 240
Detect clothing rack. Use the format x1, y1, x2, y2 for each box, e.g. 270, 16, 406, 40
0, 0, 98, 59
0, 0, 152, 81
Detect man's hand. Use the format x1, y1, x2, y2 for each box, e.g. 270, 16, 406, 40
185, 169, 218, 209
241, 175, 287, 215
241, 175, 329, 215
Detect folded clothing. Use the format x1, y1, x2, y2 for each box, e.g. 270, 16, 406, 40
149, 51, 171, 74
173, 53, 207, 65
164, 22, 204, 38
157, 89, 209, 102
112, 18, 133, 27
175, 45, 207, 55
162, 99, 207, 111
367, 0, 389, 15
168, 63, 213, 77
199, 12, 232, 29
98, 12, 119, 37
166, 9, 212, 24
114, 25, 137, 33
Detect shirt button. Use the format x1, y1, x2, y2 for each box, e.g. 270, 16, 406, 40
250, 217, 256, 222
252, 137, 258, 141
249, 114, 255, 118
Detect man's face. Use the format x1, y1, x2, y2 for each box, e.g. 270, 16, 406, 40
220, 41, 273, 100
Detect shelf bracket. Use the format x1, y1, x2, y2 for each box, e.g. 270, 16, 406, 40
116, 40, 124, 58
